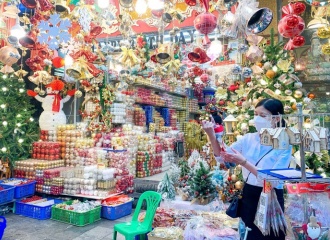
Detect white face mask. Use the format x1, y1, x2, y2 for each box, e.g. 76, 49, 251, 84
254, 116, 272, 132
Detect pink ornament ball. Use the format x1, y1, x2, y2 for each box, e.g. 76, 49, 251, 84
278, 14, 305, 38
194, 12, 217, 44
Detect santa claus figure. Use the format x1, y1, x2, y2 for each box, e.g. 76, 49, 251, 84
302, 216, 322, 240
27, 79, 75, 131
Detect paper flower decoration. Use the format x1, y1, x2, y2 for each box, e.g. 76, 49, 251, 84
215, 87, 228, 100
38, 13, 72, 50
277, 59, 292, 73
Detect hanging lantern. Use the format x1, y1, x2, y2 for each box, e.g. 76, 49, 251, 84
223, 115, 238, 134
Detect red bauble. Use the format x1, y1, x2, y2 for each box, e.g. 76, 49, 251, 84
278, 14, 305, 38
286, 15, 299, 28
245, 77, 252, 83
194, 12, 217, 44
52, 57, 65, 68
292, 2, 306, 15
218, 100, 225, 106
292, 35, 305, 47
228, 84, 238, 92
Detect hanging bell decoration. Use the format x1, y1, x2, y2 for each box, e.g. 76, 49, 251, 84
162, 12, 173, 23
245, 7, 273, 34
66, 61, 83, 79
21, 0, 37, 9
2, 5, 20, 18
120, 0, 133, 8
79, 67, 94, 79
38, 0, 54, 12
7, 36, 19, 47
19, 29, 37, 49
188, 47, 211, 64
55, 0, 70, 13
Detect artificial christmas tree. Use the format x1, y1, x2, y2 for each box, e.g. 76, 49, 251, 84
189, 161, 216, 204
0, 72, 39, 167
157, 172, 176, 200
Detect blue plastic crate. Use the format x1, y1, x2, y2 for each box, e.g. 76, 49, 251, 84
0, 184, 15, 205
0, 216, 6, 240
101, 200, 133, 220
15, 198, 63, 220
0, 178, 36, 199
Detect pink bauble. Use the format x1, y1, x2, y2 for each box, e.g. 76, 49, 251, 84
278, 14, 305, 38
200, 73, 209, 83
194, 12, 217, 44
282, 2, 306, 16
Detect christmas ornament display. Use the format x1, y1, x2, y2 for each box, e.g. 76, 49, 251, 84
278, 2, 306, 50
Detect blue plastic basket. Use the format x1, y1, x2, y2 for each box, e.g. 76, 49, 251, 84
15, 198, 63, 220
101, 200, 133, 220
0, 216, 6, 240
0, 178, 36, 199
0, 184, 15, 205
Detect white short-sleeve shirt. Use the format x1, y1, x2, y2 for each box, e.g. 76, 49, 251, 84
226, 132, 292, 188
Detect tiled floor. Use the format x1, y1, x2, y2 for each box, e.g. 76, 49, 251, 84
2, 212, 133, 240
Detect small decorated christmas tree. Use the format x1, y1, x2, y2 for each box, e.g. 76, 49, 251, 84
178, 159, 190, 188
157, 173, 176, 200
189, 161, 216, 204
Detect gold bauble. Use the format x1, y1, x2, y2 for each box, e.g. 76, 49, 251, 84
266, 70, 276, 79
231, 174, 237, 182
235, 180, 244, 190
321, 43, 330, 55
235, 165, 242, 173
294, 90, 303, 99
317, 27, 330, 39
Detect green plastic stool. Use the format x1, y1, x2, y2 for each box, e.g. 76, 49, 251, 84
113, 191, 161, 240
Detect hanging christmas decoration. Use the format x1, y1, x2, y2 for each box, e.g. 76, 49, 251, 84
0, 46, 21, 73
278, 2, 306, 50
193, 0, 217, 45
37, 13, 72, 50
246, 35, 264, 63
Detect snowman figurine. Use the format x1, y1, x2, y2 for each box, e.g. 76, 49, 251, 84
27, 79, 75, 131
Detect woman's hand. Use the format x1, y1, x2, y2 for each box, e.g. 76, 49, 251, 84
201, 116, 216, 136
220, 148, 247, 166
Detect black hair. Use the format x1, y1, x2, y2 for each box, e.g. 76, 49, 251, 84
255, 98, 286, 127
211, 113, 223, 125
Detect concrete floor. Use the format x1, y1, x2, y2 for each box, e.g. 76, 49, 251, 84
2, 212, 133, 240
1, 171, 167, 240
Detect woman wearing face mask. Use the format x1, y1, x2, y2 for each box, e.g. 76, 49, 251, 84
202, 98, 292, 240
